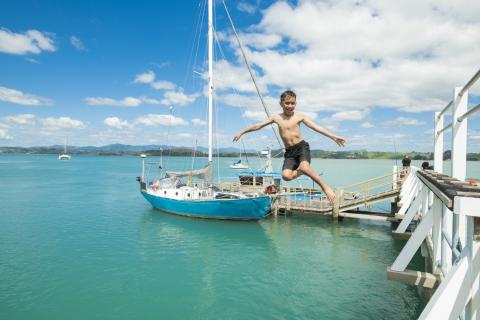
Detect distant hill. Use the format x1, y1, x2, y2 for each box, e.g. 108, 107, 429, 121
0, 144, 256, 155
0, 144, 479, 160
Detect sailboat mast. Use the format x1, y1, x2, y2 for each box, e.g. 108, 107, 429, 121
208, 0, 213, 164
64, 137, 67, 154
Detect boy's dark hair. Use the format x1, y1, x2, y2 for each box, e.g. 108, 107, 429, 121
280, 90, 296, 101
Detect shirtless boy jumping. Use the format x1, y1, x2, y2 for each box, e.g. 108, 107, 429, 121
233, 90, 346, 204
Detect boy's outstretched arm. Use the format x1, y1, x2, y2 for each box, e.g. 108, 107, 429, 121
302, 116, 346, 147
233, 118, 274, 142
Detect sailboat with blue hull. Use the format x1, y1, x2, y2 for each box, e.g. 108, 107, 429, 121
141, 191, 271, 220
138, 0, 272, 220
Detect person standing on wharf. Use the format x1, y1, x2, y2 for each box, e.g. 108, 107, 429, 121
233, 90, 346, 204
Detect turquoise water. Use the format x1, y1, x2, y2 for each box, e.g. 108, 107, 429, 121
1, 155, 478, 319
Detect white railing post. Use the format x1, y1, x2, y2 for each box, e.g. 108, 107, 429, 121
451, 87, 468, 181
434, 112, 444, 173
442, 207, 453, 273
432, 197, 442, 274
465, 215, 475, 318
452, 87, 468, 251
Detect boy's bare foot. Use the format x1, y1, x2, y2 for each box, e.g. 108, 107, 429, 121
325, 188, 336, 204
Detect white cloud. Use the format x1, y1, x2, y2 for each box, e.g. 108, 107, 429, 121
218, 93, 257, 108
104, 117, 130, 129
134, 70, 176, 90
70, 35, 87, 51
301, 111, 318, 120
218, 93, 278, 113
331, 109, 369, 121
239, 32, 282, 50
85, 96, 142, 107
160, 91, 197, 106
219, 0, 480, 114
41, 117, 86, 129
0, 128, 12, 140
191, 118, 207, 126
0, 86, 53, 106
0, 28, 56, 55
212, 59, 267, 93
178, 133, 193, 139
383, 117, 426, 127
85, 93, 196, 108
139, 97, 162, 105
134, 114, 188, 126
361, 122, 375, 128
237, 2, 258, 14
151, 80, 176, 90
3, 114, 36, 125
134, 70, 155, 84
243, 110, 269, 122
469, 130, 480, 140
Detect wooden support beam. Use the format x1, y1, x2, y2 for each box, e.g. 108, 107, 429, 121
387, 267, 441, 289
341, 212, 391, 221
392, 232, 412, 240
394, 191, 423, 234
391, 208, 434, 272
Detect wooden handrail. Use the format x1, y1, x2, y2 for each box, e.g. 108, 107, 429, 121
341, 170, 407, 190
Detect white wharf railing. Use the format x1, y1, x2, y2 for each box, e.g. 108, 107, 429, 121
388, 69, 480, 320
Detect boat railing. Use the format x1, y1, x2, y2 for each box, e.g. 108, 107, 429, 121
388, 68, 480, 319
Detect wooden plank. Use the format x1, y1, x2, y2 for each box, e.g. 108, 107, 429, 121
341, 212, 391, 221
387, 267, 441, 289
392, 232, 412, 240
417, 172, 453, 208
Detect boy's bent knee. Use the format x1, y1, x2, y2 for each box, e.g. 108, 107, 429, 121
298, 162, 311, 172
282, 171, 294, 181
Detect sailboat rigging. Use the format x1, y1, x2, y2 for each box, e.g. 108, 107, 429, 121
137, 0, 273, 220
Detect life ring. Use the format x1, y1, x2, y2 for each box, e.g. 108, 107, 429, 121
264, 185, 277, 194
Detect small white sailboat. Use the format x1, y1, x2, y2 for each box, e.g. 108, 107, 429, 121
230, 141, 250, 169
230, 159, 249, 170
58, 137, 71, 160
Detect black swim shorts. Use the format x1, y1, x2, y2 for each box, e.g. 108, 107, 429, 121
282, 140, 311, 171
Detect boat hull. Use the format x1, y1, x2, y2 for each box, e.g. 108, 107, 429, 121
141, 191, 271, 220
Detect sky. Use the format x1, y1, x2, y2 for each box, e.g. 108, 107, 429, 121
1, 0, 480, 152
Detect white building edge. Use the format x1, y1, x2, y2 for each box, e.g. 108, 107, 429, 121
388, 69, 480, 319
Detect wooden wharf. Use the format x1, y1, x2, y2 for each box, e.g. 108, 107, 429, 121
272, 169, 407, 221
386, 69, 480, 319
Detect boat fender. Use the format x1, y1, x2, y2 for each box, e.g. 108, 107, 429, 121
264, 185, 277, 194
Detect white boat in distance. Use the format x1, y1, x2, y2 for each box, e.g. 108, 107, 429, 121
58, 137, 71, 160
230, 159, 249, 170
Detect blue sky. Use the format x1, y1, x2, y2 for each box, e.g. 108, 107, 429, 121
1, 0, 479, 152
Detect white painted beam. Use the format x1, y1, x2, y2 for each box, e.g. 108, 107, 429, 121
432, 198, 442, 274
395, 191, 423, 234
391, 208, 434, 272
398, 180, 420, 216
451, 87, 468, 181
419, 249, 471, 319
454, 197, 480, 218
